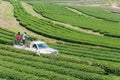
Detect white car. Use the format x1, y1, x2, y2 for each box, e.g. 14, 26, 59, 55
14, 41, 58, 55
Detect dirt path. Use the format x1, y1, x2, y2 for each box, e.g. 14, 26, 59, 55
111, 3, 120, 9
0, 1, 57, 43
22, 2, 103, 36
66, 7, 91, 18
0, 1, 30, 33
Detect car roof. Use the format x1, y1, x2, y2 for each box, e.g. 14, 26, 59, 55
31, 41, 45, 44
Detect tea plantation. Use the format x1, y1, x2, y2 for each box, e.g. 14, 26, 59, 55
0, 0, 120, 80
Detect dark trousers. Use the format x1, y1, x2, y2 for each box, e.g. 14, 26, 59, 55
23, 40, 26, 45
15, 39, 21, 45
17, 40, 21, 45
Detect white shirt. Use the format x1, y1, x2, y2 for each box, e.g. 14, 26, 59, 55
22, 34, 27, 40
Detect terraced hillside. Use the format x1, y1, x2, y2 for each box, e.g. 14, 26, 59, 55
0, 23, 120, 80
70, 6, 120, 22
10, 0, 120, 49
20, 0, 120, 6
0, 0, 120, 80
30, 2, 120, 37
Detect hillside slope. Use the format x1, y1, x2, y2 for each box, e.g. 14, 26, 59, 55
0, 0, 120, 80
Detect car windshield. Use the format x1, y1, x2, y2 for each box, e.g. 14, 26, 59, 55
38, 43, 49, 49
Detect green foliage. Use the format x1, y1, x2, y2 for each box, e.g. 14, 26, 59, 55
0, 59, 79, 80
30, 2, 120, 37
0, 28, 15, 45
10, 0, 120, 49
0, 78, 6, 80
0, 27, 37, 45
0, 1, 120, 80
0, 31, 120, 79
71, 6, 120, 22
48, 43, 120, 76
0, 44, 120, 80
0, 66, 43, 80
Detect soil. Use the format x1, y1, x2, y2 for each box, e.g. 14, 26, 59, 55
111, 3, 120, 9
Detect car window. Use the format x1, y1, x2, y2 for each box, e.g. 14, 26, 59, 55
38, 43, 49, 49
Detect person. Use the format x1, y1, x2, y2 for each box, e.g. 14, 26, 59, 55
22, 32, 28, 45
16, 32, 22, 45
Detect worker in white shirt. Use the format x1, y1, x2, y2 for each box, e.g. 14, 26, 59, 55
22, 32, 28, 45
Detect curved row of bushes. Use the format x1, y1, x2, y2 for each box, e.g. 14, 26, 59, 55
0, 28, 120, 79
30, 2, 120, 37
0, 28, 15, 45
0, 44, 120, 80
10, 0, 120, 49
0, 66, 46, 80
69, 6, 120, 22
48, 43, 120, 76
0, 43, 120, 76
0, 27, 120, 77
